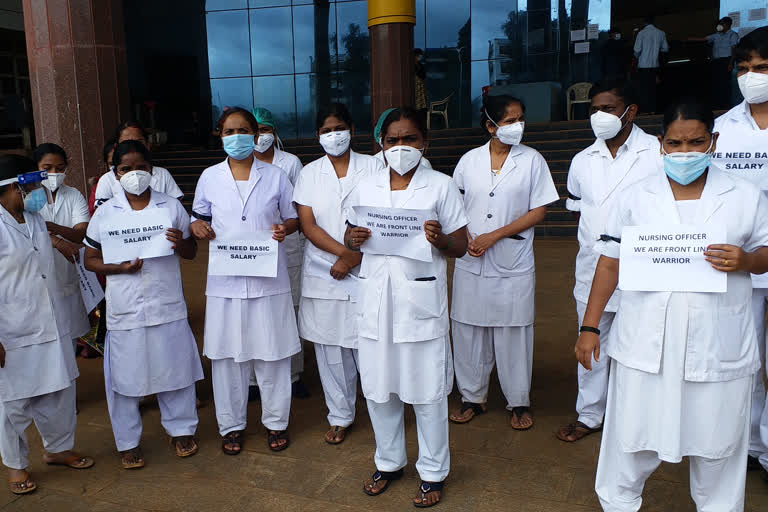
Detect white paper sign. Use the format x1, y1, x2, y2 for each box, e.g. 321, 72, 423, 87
587, 24, 599, 40
570, 29, 585, 41
619, 224, 727, 293
100, 209, 174, 264
729, 11, 741, 28
353, 206, 434, 262
305, 256, 359, 300
574, 42, 591, 54
76, 247, 104, 313
208, 232, 278, 277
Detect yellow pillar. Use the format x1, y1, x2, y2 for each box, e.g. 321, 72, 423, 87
368, 0, 416, 27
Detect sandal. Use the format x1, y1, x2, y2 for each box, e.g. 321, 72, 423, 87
413, 480, 444, 508
120, 447, 145, 469
267, 430, 289, 452
556, 421, 602, 442
171, 436, 199, 458
42, 452, 95, 469
448, 402, 486, 424
222, 431, 244, 456
510, 406, 534, 431
363, 468, 404, 496
325, 426, 348, 445
8, 472, 36, 495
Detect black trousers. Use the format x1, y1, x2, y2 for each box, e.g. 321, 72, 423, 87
710, 58, 732, 110
635, 68, 659, 114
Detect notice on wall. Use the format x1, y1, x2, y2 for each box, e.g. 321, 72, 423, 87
352, 206, 435, 262
574, 42, 591, 54
587, 24, 599, 40
208, 232, 278, 277
749, 8, 767, 22
570, 29, 585, 42
618, 224, 727, 293
729, 11, 741, 28
76, 247, 104, 313
100, 208, 174, 264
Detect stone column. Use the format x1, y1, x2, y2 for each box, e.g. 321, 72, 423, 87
368, 0, 415, 127
22, 0, 130, 194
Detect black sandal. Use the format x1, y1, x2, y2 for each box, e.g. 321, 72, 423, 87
510, 406, 534, 431
222, 430, 243, 456
448, 402, 486, 424
267, 430, 289, 452
413, 480, 444, 508
363, 468, 404, 496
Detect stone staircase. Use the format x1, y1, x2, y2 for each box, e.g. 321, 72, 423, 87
153, 116, 663, 237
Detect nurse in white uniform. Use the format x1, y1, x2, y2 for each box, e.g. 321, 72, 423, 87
294, 103, 384, 444
84, 141, 203, 469
94, 121, 183, 207
372, 108, 433, 169
252, 107, 309, 398
346, 107, 469, 508
191, 107, 300, 454
711, 27, 768, 472
34, 144, 91, 350
558, 81, 660, 443
0, 155, 94, 495
449, 95, 558, 430
577, 100, 768, 511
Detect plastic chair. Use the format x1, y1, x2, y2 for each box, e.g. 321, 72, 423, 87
427, 93, 453, 130
566, 82, 593, 120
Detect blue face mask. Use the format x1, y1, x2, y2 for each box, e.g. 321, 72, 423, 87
22, 187, 48, 213
663, 141, 713, 186
222, 134, 255, 161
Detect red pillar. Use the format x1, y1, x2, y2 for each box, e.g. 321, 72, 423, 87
22, 0, 130, 194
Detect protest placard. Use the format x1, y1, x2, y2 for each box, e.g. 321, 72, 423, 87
100, 208, 174, 264
353, 206, 435, 262
208, 231, 278, 277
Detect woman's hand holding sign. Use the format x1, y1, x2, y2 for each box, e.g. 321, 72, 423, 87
191, 220, 216, 241
119, 258, 144, 274
346, 226, 371, 250
704, 244, 751, 273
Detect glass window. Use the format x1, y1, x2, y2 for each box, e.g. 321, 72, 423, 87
296, 73, 337, 138
336, 1, 369, 72
292, 3, 337, 75
414, 0, 426, 54
207, 11, 252, 78
249, 0, 289, 7
338, 71, 371, 133
471, 0, 519, 61
252, 75, 297, 138
249, 7, 294, 76
210, 78, 254, 126
425, 0, 469, 50
206, 0, 247, 11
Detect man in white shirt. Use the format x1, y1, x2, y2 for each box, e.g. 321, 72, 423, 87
690, 16, 740, 109
633, 16, 669, 114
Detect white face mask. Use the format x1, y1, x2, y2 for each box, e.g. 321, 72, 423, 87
255, 133, 275, 153
613, 33, 621, 40
43, 173, 66, 193
590, 107, 629, 140
119, 170, 152, 196
486, 112, 524, 146
716, 24, 724, 32
319, 130, 351, 157
738, 72, 768, 105
384, 145, 423, 176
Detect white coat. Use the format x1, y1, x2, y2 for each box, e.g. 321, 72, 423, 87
191, 158, 298, 299
566, 125, 661, 310
373, 150, 433, 169
596, 166, 768, 382
95, 166, 183, 207
270, 148, 305, 269
348, 163, 468, 343
294, 151, 384, 301
452, 142, 559, 278
39, 184, 91, 337
85, 190, 191, 330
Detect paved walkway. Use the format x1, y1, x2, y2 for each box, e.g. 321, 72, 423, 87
3, 239, 767, 511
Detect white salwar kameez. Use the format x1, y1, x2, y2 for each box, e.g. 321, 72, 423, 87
0, 207, 80, 470
349, 164, 468, 483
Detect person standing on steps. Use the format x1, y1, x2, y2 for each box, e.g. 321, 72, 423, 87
633, 16, 668, 114
558, 81, 660, 443
448, 95, 558, 430
251, 107, 310, 400
689, 16, 740, 110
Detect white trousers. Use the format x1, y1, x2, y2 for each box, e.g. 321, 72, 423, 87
0, 383, 76, 470
451, 321, 533, 408
315, 344, 358, 427
367, 395, 450, 483
595, 390, 749, 512
212, 357, 291, 435
252, 307, 303, 385
751, 289, 768, 469
576, 301, 616, 429
105, 383, 198, 452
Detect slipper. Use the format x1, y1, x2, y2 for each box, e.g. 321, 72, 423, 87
120, 447, 145, 470
222, 431, 244, 456
449, 402, 486, 424
268, 430, 290, 452
363, 469, 404, 496
325, 426, 348, 445
510, 406, 534, 431
413, 480, 444, 508
556, 421, 602, 442
171, 436, 199, 458
9, 475, 36, 495
43, 452, 95, 469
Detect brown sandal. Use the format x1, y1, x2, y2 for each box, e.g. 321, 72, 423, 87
449, 402, 486, 424
510, 407, 534, 431
556, 421, 602, 442
8, 472, 36, 495
120, 447, 145, 469
171, 436, 199, 458
43, 452, 94, 469
325, 426, 347, 445
268, 430, 289, 452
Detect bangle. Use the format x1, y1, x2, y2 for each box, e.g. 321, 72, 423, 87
438, 236, 453, 251
579, 325, 600, 335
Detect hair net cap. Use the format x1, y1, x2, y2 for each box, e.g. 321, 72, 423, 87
253, 107, 276, 128
373, 108, 397, 143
